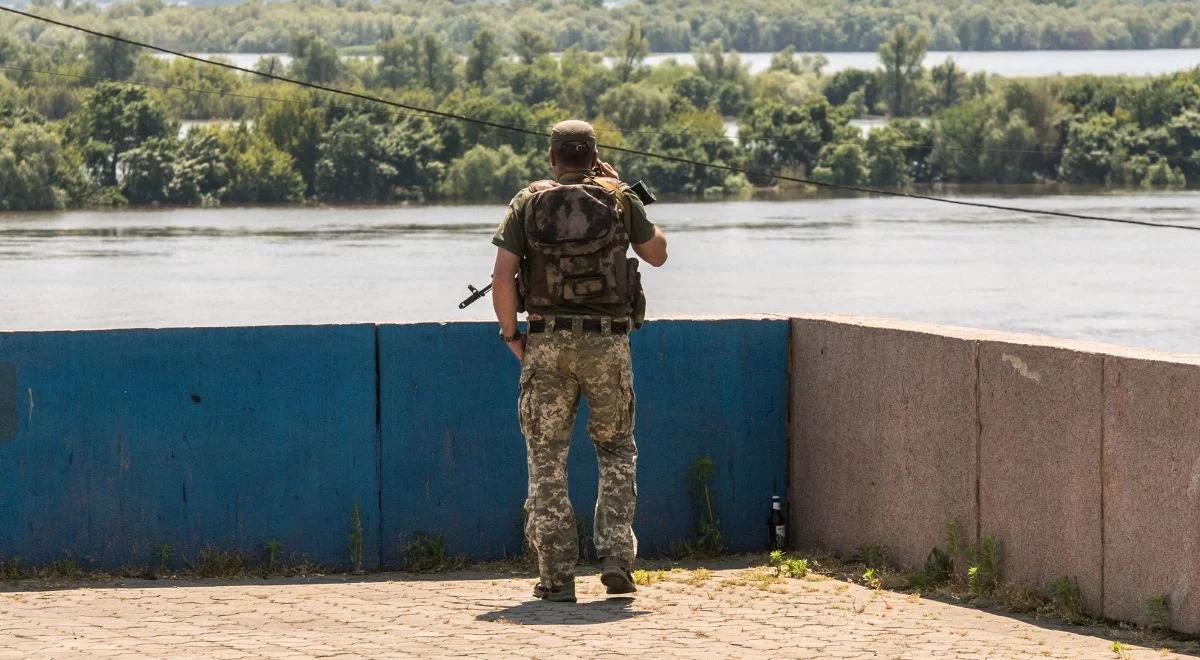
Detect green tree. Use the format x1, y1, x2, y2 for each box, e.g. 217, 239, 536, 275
694, 41, 750, 116
622, 109, 744, 195
378, 116, 447, 201
0, 122, 86, 210
981, 112, 1037, 183
1058, 113, 1125, 185
316, 112, 439, 202
878, 26, 928, 116
596, 83, 671, 131
166, 129, 228, 204
439, 144, 531, 200
812, 141, 868, 186
673, 73, 716, 110
1166, 110, 1200, 183
514, 29, 552, 65
612, 22, 649, 83
740, 98, 842, 184
508, 62, 565, 106
73, 83, 174, 188
258, 97, 325, 195
465, 29, 501, 88
377, 33, 456, 93
84, 33, 138, 81
928, 96, 992, 182
219, 127, 305, 203
929, 59, 966, 110
119, 136, 177, 204
823, 68, 882, 112
288, 33, 341, 84
864, 126, 912, 187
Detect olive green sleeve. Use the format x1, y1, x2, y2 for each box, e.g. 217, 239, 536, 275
491, 194, 526, 258
624, 189, 656, 245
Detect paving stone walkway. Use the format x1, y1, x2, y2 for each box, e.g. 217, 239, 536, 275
0, 563, 1188, 659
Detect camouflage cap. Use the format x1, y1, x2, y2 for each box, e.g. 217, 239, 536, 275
550, 119, 597, 151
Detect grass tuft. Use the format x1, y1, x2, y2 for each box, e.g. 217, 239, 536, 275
402, 532, 467, 574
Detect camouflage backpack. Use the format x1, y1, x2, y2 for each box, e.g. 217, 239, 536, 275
519, 176, 635, 311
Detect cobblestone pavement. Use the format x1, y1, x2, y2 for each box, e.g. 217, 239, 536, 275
0, 563, 1189, 659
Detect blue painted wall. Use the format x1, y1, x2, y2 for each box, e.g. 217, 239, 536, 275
0, 319, 788, 570
0, 325, 380, 570
378, 319, 789, 566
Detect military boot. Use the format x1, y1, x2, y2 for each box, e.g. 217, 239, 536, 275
532, 578, 576, 603
599, 557, 637, 595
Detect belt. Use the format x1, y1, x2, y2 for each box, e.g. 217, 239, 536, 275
528, 317, 629, 335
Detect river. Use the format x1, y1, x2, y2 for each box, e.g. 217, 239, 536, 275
2, 192, 1198, 354
171, 49, 1200, 78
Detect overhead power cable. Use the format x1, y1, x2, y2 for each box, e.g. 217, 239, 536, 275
2, 5, 1197, 233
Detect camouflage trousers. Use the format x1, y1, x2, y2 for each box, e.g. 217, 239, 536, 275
518, 329, 638, 587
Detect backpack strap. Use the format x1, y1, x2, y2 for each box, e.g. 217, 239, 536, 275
527, 179, 559, 194
584, 176, 623, 194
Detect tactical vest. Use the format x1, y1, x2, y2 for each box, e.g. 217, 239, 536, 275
519, 176, 635, 313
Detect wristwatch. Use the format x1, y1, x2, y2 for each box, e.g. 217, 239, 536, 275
499, 329, 523, 343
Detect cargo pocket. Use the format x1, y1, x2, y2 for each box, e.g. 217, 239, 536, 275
618, 371, 635, 437
518, 369, 536, 439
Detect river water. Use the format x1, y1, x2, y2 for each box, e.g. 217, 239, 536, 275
2, 192, 1198, 354
175, 49, 1200, 78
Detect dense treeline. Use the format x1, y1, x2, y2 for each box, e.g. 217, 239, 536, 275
1, 25, 1199, 210
3, 0, 1200, 53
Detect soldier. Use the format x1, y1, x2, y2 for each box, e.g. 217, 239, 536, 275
490, 120, 668, 603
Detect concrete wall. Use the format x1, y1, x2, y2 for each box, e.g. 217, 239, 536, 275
0, 319, 789, 572
789, 314, 1200, 632
378, 319, 790, 566
5, 314, 1193, 631
0, 325, 381, 570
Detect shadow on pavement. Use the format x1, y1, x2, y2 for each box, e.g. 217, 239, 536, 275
476, 596, 649, 625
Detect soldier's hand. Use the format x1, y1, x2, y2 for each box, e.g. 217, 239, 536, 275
507, 335, 527, 362
596, 160, 619, 179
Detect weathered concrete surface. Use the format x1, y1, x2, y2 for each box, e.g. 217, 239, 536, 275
1103, 356, 1200, 633
0, 325, 381, 571
790, 317, 978, 568
979, 342, 1104, 614
0, 566, 1183, 659
790, 313, 1200, 634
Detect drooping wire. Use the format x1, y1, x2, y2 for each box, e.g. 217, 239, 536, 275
1, 5, 1197, 232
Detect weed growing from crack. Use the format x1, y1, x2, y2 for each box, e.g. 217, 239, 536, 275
768, 550, 809, 578
263, 540, 281, 577
967, 536, 1000, 598
669, 455, 724, 558
154, 543, 172, 577
0, 556, 21, 583
853, 543, 891, 570
633, 569, 668, 586
190, 546, 247, 578
686, 568, 712, 585
861, 567, 882, 590
402, 532, 467, 574
43, 554, 80, 581
1145, 595, 1171, 631
1045, 576, 1085, 622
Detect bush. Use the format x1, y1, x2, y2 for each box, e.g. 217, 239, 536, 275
0, 122, 87, 210
439, 144, 532, 201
